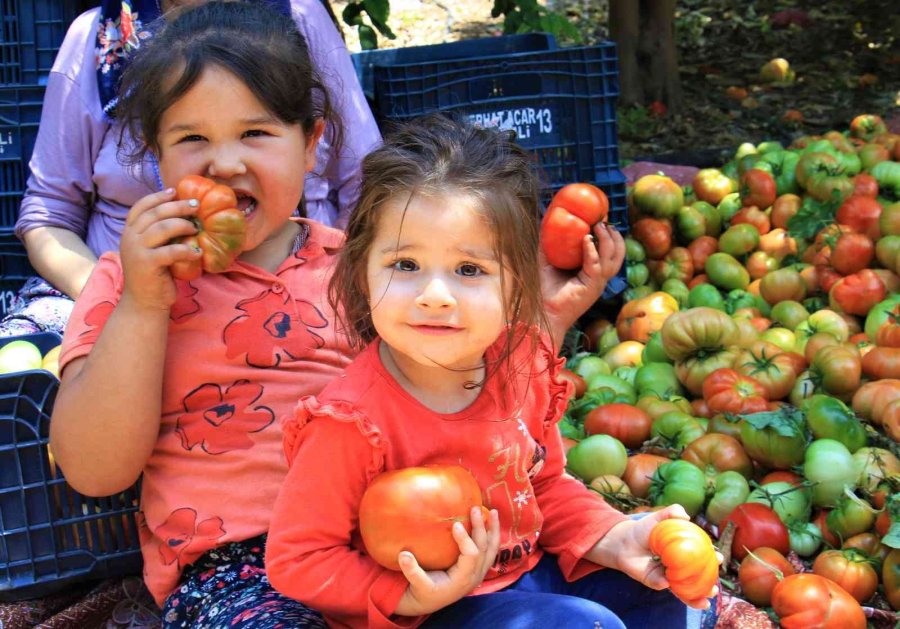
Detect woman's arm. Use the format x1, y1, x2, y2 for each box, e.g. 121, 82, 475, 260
22, 226, 97, 299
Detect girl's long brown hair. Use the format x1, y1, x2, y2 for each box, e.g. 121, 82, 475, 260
329, 113, 549, 387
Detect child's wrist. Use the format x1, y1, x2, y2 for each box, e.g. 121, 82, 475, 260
587, 520, 631, 569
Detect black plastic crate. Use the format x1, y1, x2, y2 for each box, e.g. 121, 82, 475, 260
0, 85, 44, 230
352, 33, 557, 103
0, 229, 33, 318
0, 0, 80, 86
0, 333, 143, 601
372, 41, 620, 186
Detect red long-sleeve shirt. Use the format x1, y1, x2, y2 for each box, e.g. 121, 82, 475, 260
266, 330, 628, 628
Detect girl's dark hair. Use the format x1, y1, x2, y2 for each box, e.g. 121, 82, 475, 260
329, 113, 548, 383
116, 0, 340, 164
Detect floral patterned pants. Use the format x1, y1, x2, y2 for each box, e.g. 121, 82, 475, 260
161, 535, 326, 628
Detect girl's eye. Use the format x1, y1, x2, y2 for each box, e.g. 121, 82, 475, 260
243, 129, 268, 138
392, 259, 418, 272
178, 134, 204, 143
458, 263, 484, 277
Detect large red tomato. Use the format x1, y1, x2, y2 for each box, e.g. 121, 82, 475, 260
583, 403, 652, 448
771, 573, 866, 628
721, 502, 790, 560
738, 547, 795, 606
540, 183, 609, 270
359, 465, 485, 570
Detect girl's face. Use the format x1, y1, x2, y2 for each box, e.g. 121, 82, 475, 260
156, 65, 323, 259
365, 192, 511, 380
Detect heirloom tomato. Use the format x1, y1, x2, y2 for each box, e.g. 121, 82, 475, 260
770, 193, 802, 229
705, 471, 750, 526
170, 175, 247, 281
732, 205, 771, 235
771, 573, 866, 629
359, 465, 486, 570
812, 550, 878, 604
831, 232, 875, 275
722, 502, 790, 560
826, 490, 877, 541
622, 453, 670, 499
836, 195, 882, 240
583, 403, 652, 449
648, 519, 719, 602
705, 252, 750, 291
738, 547, 795, 606
804, 439, 856, 508
734, 341, 797, 400
862, 346, 900, 380
648, 460, 707, 516
565, 434, 628, 481
739, 407, 807, 470
702, 369, 769, 415
540, 183, 609, 270
632, 174, 683, 219
660, 308, 739, 362
740, 169, 777, 209
681, 433, 752, 480
810, 345, 861, 396
803, 394, 866, 453
693, 168, 736, 205
615, 291, 678, 343
631, 217, 673, 259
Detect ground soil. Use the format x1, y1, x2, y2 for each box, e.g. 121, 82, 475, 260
330, 0, 899, 165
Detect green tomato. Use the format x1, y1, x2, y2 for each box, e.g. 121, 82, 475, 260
623, 285, 654, 303
573, 355, 610, 382
625, 236, 646, 263
627, 262, 649, 287
724, 289, 758, 315
718, 223, 760, 257
705, 470, 750, 526
688, 283, 726, 311
634, 363, 683, 399
760, 149, 801, 196
693, 201, 722, 237
756, 140, 784, 154
641, 331, 673, 365
803, 439, 857, 508
705, 252, 750, 291
584, 374, 636, 404
865, 294, 900, 341
770, 300, 809, 330
649, 460, 708, 516
651, 411, 706, 451
759, 327, 798, 353
676, 205, 707, 243
789, 522, 823, 557
661, 278, 689, 310
747, 481, 812, 525
739, 408, 808, 470
825, 489, 877, 540
717, 192, 743, 224
802, 394, 867, 453
566, 434, 628, 481
596, 326, 621, 357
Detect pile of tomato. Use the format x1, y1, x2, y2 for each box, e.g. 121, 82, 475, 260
560, 113, 900, 626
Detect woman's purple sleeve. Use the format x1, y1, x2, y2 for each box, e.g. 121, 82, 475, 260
293, 0, 382, 228
15, 10, 102, 242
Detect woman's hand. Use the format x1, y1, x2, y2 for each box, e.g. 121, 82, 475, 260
586, 505, 721, 609
119, 188, 202, 311
394, 507, 501, 616
541, 222, 625, 348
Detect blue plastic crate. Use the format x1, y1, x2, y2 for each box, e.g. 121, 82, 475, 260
352, 33, 557, 103
0, 85, 44, 230
0, 229, 34, 318
0, 333, 143, 601
0, 0, 80, 86
372, 41, 621, 188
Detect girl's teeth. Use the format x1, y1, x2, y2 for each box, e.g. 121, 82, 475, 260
243, 201, 256, 216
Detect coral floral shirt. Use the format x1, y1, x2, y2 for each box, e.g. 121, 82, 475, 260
59, 220, 355, 606
265, 330, 629, 629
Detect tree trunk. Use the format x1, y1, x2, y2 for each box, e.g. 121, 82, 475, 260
609, 0, 683, 113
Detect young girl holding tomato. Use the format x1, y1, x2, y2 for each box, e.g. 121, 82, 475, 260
48, 5, 617, 627
265, 115, 716, 628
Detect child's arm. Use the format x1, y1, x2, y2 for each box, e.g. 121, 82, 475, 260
585, 506, 719, 609
49, 189, 201, 496
541, 222, 625, 349
266, 406, 500, 627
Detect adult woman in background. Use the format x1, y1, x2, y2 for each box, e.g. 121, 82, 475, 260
3, 0, 380, 337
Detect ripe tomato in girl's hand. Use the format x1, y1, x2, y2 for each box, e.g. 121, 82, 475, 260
171, 175, 247, 281
541, 183, 609, 270
358, 465, 487, 571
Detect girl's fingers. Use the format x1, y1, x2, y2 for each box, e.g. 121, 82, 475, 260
452, 521, 479, 558
396, 552, 431, 591
126, 188, 178, 225
130, 197, 200, 235
150, 242, 202, 270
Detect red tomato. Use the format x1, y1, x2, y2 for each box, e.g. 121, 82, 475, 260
540, 183, 609, 270
622, 453, 671, 499
680, 433, 753, 479
812, 550, 879, 604
836, 195, 882, 239
358, 465, 485, 570
721, 502, 790, 560
632, 217, 673, 259
732, 205, 771, 235
771, 573, 866, 629
702, 368, 769, 415
687, 236, 719, 272
760, 470, 803, 486
812, 509, 842, 548
862, 346, 900, 380
851, 173, 879, 198
829, 269, 886, 317
770, 194, 802, 230
583, 403, 652, 449
740, 169, 777, 210
738, 547, 795, 606
831, 232, 875, 275
558, 368, 587, 398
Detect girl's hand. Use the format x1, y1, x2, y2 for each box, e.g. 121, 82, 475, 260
119, 188, 202, 311
541, 223, 626, 348
586, 505, 721, 610
394, 507, 500, 616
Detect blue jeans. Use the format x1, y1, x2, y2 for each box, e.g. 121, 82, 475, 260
421, 553, 710, 629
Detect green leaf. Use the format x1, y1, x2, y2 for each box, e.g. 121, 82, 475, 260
787, 196, 839, 241
362, 0, 389, 25
341, 2, 364, 26
741, 406, 805, 438
884, 493, 900, 549
358, 24, 378, 50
